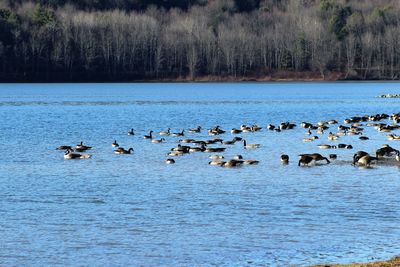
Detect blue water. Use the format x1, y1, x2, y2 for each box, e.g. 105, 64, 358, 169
1, 83, 400, 266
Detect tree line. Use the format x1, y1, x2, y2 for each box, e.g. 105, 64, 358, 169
1, 0, 400, 81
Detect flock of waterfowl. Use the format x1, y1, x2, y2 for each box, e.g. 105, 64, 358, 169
56, 112, 400, 168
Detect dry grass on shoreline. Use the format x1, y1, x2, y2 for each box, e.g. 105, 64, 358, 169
310, 257, 400, 267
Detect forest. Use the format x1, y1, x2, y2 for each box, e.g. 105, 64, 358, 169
1, 0, 400, 81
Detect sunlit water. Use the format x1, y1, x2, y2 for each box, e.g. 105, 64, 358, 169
1, 83, 400, 266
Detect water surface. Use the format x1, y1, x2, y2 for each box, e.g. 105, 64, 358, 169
1, 83, 400, 266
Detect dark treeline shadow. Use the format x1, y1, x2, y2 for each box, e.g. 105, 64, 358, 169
1, 0, 400, 82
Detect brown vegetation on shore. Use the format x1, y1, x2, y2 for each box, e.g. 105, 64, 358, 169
311, 257, 400, 267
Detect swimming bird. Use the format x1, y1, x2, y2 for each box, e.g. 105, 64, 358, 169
243, 160, 259, 165
298, 153, 330, 166
281, 154, 289, 164
171, 130, 185, 137
75, 141, 92, 151
233, 155, 243, 160
57, 145, 72, 150
165, 158, 175, 164
143, 131, 153, 139
209, 161, 225, 166
128, 128, 135, 135
329, 154, 337, 160
243, 140, 260, 149
209, 155, 224, 160
114, 147, 133, 154
353, 154, 377, 167
188, 126, 201, 133
152, 138, 165, 143
159, 128, 170, 136
64, 149, 91, 159
222, 160, 243, 168
112, 140, 119, 147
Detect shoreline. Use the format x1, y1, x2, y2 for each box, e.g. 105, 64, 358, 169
310, 257, 400, 267
2, 71, 400, 83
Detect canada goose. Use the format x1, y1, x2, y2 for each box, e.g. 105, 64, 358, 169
244, 160, 259, 165
159, 128, 170, 136
209, 161, 225, 166
243, 140, 260, 149
57, 145, 72, 150
317, 144, 335, 149
152, 138, 165, 143
298, 153, 330, 166
128, 128, 135, 135
172, 130, 185, 137
64, 149, 91, 159
75, 142, 92, 151
353, 154, 377, 166
267, 124, 275, 130
359, 136, 369, 140
206, 139, 223, 145
188, 126, 201, 133
114, 147, 133, 154
386, 134, 400, 140
231, 128, 242, 134
281, 154, 289, 164
376, 145, 399, 158
167, 151, 184, 157
204, 147, 226, 153
189, 145, 206, 153
346, 145, 353, 149
179, 139, 195, 143
144, 131, 153, 139
209, 155, 224, 160
112, 140, 119, 147
233, 155, 243, 160
165, 158, 175, 164
327, 120, 338, 124
222, 160, 243, 168
303, 138, 315, 142
298, 155, 314, 166
172, 144, 190, 153
329, 154, 337, 160
328, 132, 339, 141
251, 125, 262, 132
223, 138, 241, 145
305, 129, 312, 135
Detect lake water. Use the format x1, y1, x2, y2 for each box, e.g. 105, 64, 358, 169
1, 83, 400, 266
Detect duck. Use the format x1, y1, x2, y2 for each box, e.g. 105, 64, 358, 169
188, 126, 201, 133
152, 138, 165, 143
128, 128, 135, 136
114, 147, 133, 154
159, 128, 171, 136
112, 140, 119, 147
143, 131, 153, 139
75, 141, 92, 151
165, 158, 175, 164
281, 154, 289, 164
64, 149, 91, 159
243, 140, 260, 149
